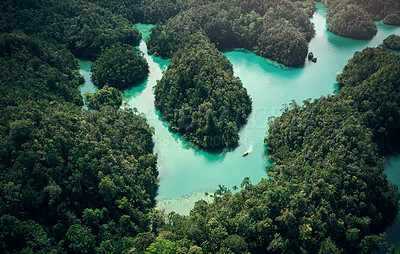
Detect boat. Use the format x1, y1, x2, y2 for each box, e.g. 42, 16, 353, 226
242, 151, 249, 157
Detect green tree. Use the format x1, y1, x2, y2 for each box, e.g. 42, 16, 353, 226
92, 43, 149, 89
382, 34, 400, 51
85, 86, 122, 110
318, 237, 341, 254
222, 235, 248, 253
66, 224, 95, 254
145, 239, 178, 254
134, 232, 156, 252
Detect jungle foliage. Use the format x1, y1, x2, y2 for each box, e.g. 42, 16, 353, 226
320, 0, 400, 39
382, 34, 400, 51
0, 31, 157, 254
2, 0, 400, 253
326, 2, 377, 39
0, 0, 141, 60
86, 86, 123, 110
91, 43, 149, 90
0, 33, 83, 108
87, 0, 185, 24
146, 0, 316, 67
154, 34, 252, 149
0, 2, 158, 252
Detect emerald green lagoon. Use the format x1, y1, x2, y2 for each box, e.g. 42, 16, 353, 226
79, 2, 400, 226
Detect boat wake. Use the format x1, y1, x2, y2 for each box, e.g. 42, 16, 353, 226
242, 131, 253, 156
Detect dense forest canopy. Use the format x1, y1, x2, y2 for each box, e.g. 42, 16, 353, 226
2, 0, 400, 253
146, 0, 315, 67
0, 21, 158, 254
326, 2, 377, 39
132, 46, 400, 254
0, 0, 141, 60
154, 33, 252, 149
1, 104, 158, 253
319, 0, 400, 39
91, 43, 150, 90
85, 86, 123, 111
87, 0, 185, 24
335, 48, 400, 153
0, 33, 83, 108
382, 34, 400, 51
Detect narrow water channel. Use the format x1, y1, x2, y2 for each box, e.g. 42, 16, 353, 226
78, 1, 400, 245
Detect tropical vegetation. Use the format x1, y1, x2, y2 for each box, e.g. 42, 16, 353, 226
326, 2, 377, 39
91, 43, 149, 90
86, 86, 123, 110
154, 33, 252, 149
382, 34, 400, 51
320, 0, 400, 39
1, 0, 400, 253
146, 0, 316, 67
0, 0, 141, 60
88, 0, 184, 24
0, 20, 157, 254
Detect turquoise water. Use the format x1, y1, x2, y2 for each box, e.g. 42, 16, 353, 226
78, 59, 97, 108
78, 2, 400, 226
384, 156, 400, 249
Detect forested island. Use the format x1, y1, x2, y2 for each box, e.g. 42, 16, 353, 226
382, 34, 400, 51
146, 0, 315, 67
320, 0, 400, 39
1, 0, 400, 253
91, 43, 149, 90
154, 33, 252, 149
